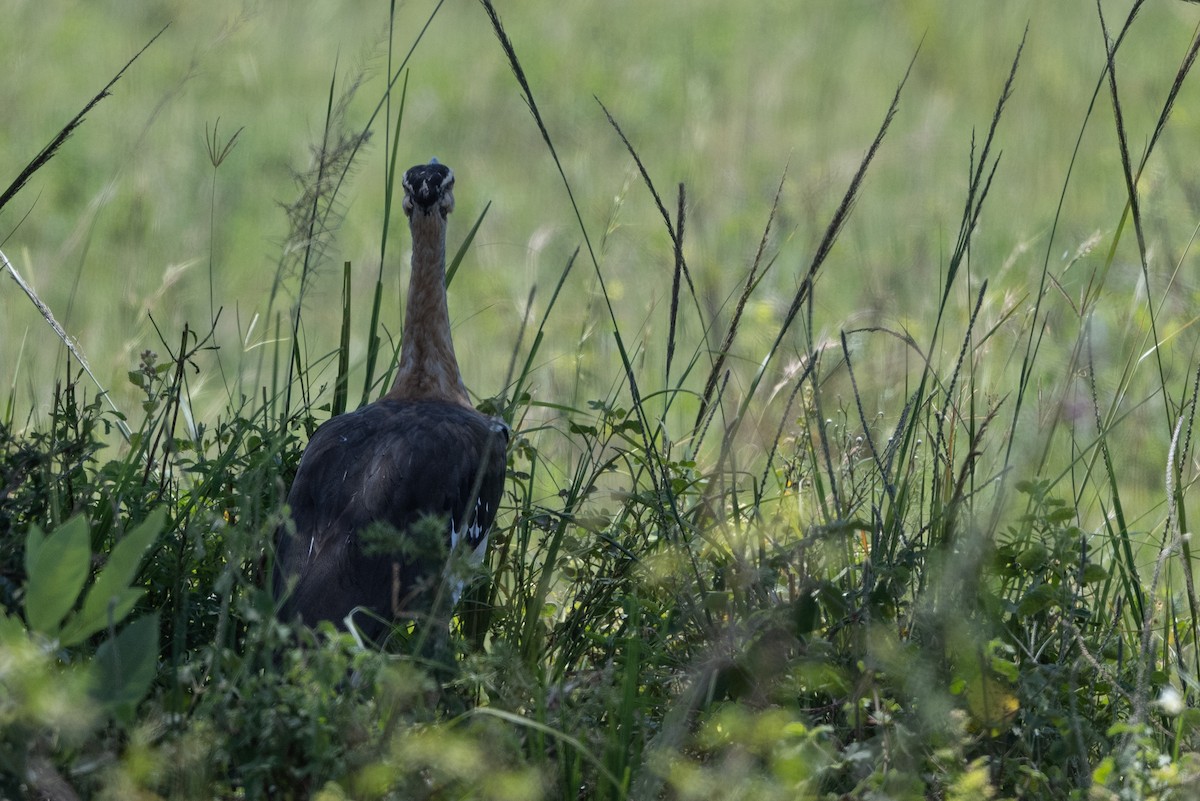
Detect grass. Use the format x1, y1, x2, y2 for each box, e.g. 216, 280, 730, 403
5, 0, 1200, 798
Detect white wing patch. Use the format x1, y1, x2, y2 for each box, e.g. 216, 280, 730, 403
446, 498, 493, 606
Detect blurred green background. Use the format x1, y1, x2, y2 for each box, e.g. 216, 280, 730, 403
3, 0, 1199, 477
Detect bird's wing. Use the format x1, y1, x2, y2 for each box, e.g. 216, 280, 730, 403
274, 400, 507, 624
353, 402, 506, 550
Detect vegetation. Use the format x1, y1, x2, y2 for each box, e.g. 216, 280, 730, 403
4, 1, 1200, 798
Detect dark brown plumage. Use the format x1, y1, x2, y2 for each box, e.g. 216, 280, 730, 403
274, 161, 507, 639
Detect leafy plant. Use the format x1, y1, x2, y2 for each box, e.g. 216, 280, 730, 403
2, 511, 164, 795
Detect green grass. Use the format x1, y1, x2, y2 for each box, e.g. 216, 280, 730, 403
5, 1, 1200, 798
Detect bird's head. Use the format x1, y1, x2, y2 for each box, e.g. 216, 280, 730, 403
402, 161, 455, 219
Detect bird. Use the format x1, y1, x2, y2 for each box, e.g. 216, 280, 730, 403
273, 160, 508, 642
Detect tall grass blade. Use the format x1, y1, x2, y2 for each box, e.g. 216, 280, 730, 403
696, 167, 787, 433
0, 248, 131, 441
446, 202, 491, 288
666, 184, 685, 392
0, 26, 167, 214
1006, 2, 1145, 471
362, 64, 409, 408
333, 261, 352, 417
716, 49, 916, 465
1097, 4, 1169, 426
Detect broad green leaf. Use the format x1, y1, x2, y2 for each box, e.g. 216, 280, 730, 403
1093, 756, 1115, 785
24, 515, 91, 637
1015, 542, 1049, 571
0, 612, 27, 644
62, 508, 166, 646
990, 655, 1019, 683
1017, 583, 1057, 616
59, 588, 146, 648
23, 522, 47, 578
1046, 507, 1075, 523
92, 612, 160, 724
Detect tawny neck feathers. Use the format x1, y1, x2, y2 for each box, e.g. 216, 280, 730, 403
386, 162, 471, 408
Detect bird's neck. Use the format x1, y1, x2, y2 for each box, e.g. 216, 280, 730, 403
386, 212, 471, 407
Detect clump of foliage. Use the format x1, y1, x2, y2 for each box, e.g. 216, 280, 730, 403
4, 2, 1200, 799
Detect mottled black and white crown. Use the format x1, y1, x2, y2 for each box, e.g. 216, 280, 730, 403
402, 159, 455, 218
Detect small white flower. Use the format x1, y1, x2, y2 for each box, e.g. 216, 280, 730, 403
1156, 686, 1185, 716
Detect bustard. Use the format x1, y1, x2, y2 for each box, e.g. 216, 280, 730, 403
273, 161, 507, 640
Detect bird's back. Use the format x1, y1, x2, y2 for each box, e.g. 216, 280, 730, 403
274, 399, 507, 638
